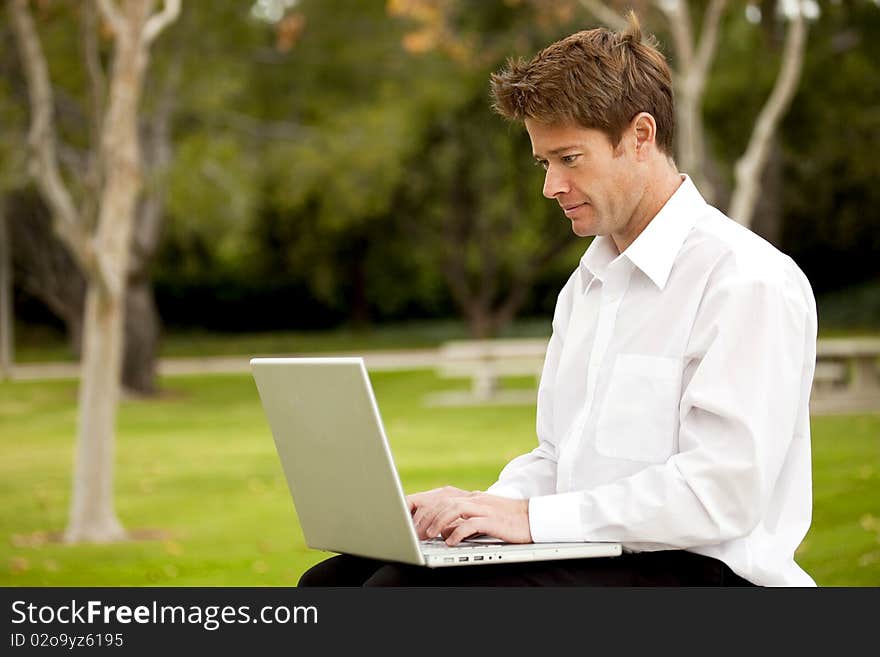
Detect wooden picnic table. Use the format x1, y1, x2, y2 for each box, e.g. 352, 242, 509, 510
429, 337, 880, 414
815, 337, 880, 390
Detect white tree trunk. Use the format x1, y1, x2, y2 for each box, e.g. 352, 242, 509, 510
65, 287, 127, 542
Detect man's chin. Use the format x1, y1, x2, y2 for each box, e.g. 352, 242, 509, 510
571, 221, 599, 238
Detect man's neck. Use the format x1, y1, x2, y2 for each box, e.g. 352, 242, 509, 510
611, 164, 683, 254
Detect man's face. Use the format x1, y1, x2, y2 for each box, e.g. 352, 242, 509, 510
525, 119, 641, 242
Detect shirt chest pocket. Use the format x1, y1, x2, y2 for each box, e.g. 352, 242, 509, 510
595, 354, 682, 463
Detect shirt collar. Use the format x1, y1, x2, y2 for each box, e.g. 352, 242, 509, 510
580, 174, 705, 290
580, 233, 620, 284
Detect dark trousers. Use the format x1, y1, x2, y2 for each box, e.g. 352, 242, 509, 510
298, 550, 757, 587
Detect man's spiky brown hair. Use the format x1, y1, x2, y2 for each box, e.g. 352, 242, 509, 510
490, 11, 675, 154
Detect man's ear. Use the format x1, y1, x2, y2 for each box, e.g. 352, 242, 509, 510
632, 112, 657, 161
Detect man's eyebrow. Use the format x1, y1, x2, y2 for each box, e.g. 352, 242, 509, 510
533, 144, 581, 159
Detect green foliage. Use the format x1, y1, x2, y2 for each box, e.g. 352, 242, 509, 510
778, 0, 880, 293
153, 0, 268, 116
816, 280, 880, 332
268, 101, 423, 227
1, 370, 878, 585
164, 133, 261, 267
397, 95, 573, 303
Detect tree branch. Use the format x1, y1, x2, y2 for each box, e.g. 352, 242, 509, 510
131, 57, 179, 274
81, 0, 106, 229
693, 0, 727, 85
7, 0, 101, 286
7, 194, 86, 331
143, 0, 181, 45
655, 0, 694, 71
96, 0, 125, 37
82, 1, 107, 128
730, 8, 808, 227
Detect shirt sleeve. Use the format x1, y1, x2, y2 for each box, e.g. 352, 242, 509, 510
486, 322, 564, 500
528, 273, 814, 546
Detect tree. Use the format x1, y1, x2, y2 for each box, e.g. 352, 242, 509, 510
9, 0, 181, 543
3, 1, 184, 394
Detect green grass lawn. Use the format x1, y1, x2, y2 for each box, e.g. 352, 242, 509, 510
1, 370, 878, 586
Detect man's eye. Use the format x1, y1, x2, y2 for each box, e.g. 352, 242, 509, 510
534, 159, 548, 171
561, 154, 579, 165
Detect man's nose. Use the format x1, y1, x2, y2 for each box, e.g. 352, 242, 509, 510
542, 165, 569, 199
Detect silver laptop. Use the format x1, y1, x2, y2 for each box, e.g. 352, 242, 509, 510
251, 357, 622, 568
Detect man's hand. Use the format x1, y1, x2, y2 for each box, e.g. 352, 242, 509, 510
407, 487, 532, 546
406, 486, 476, 539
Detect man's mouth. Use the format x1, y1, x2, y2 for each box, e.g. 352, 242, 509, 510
562, 201, 589, 216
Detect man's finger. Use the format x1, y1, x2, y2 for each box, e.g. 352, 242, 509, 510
425, 500, 487, 540
414, 500, 455, 539
445, 518, 485, 546
412, 506, 436, 538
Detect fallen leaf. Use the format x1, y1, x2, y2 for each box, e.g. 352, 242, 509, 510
859, 514, 879, 532
857, 552, 880, 567
10, 557, 30, 574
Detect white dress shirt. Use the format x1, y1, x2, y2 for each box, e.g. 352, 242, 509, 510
487, 175, 817, 586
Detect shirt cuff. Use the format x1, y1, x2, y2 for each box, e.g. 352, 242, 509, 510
528, 491, 584, 543
485, 483, 526, 499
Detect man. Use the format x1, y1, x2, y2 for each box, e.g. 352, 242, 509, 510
299, 12, 817, 587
